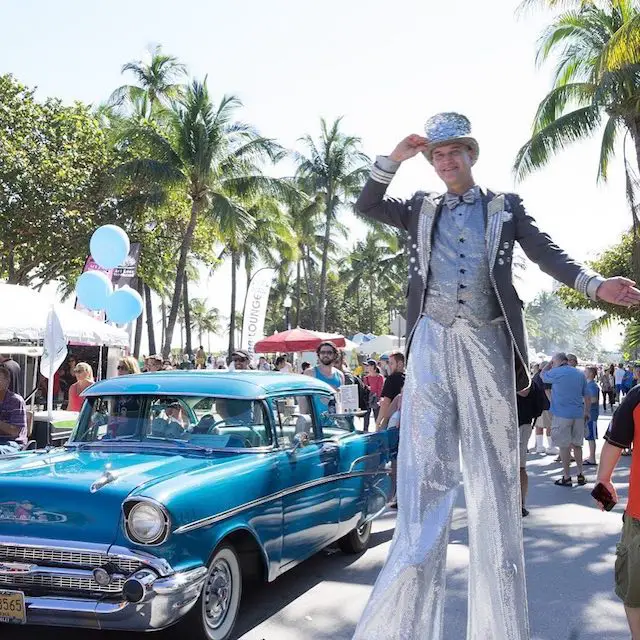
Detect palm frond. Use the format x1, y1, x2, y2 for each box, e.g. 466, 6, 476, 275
599, 14, 640, 71
514, 105, 601, 180
597, 115, 621, 181
585, 312, 613, 337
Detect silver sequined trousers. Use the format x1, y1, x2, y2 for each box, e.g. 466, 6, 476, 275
353, 316, 530, 640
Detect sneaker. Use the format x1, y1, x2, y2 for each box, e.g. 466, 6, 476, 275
554, 476, 573, 487
522, 507, 530, 517
546, 446, 559, 455
577, 474, 587, 486
535, 445, 547, 454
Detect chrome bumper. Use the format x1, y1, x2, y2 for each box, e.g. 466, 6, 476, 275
18, 565, 207, 631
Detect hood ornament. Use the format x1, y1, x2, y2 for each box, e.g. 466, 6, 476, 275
90, 470, 118, 493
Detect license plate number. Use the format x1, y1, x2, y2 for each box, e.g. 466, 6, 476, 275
0, 590, 26, 624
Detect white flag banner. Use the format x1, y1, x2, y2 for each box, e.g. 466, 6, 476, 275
41, 308, 68, 379
41, 307, 68, 423
241, 268, 276, 358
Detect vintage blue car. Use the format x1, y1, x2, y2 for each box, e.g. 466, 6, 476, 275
0, 371, 397, 639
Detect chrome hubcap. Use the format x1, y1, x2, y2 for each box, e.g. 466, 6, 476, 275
356, 522, 370, 541
203, 558, 232, 629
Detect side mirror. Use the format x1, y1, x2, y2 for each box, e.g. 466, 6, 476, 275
288, 432, 309, 456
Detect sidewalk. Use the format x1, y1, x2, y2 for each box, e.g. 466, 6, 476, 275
237, 410, 633, 640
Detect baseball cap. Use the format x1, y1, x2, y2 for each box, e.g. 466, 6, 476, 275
231, 349, 250, 360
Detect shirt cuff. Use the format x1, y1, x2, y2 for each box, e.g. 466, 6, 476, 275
370, 155, 400, 185
574, 269, 604, 301
586, 276, 605, 301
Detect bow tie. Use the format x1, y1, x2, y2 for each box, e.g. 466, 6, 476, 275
444, 188, 477, 210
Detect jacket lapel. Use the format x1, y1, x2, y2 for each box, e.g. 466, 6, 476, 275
416, 194, 441, 287
484, 189, 506, 275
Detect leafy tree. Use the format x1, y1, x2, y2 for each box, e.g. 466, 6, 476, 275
295, 118, 370, 330
0, 74, 114, 285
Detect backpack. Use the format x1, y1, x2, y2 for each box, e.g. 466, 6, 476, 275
528, 374, 548, 420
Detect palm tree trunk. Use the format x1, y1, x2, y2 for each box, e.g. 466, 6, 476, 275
183, 271, 192, 356
369, 278, 374, 334
302, 252, 314, 329
228, 250, 238, 359
295, 259, 301, 327
355, 284, 361, 329
144, 282, 156, 355
161, 300, 166, 349
162, 200, 200, 357
318, 194, 334, 331
133, 278, 144, 357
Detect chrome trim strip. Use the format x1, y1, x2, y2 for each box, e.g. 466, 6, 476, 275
174, 469, 390, 534
0, 564, 125, 580
348, 453, 382, 473
0, 536, 173, 576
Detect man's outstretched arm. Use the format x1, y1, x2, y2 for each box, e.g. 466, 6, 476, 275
512, 195, 640, 307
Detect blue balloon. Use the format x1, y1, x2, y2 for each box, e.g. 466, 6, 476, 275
90, 225, 130, 270
105, 286, 143, 324
75, 271, 113, 311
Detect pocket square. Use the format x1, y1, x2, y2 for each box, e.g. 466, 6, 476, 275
501, 211, 513, 222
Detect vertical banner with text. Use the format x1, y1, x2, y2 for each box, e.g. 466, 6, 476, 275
241, 268, 276, 359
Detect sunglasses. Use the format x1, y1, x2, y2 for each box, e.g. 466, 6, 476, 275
231, 357, 247, 363
319, 350, 336, 356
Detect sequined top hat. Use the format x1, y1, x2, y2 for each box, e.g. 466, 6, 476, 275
424, 112, 479, 165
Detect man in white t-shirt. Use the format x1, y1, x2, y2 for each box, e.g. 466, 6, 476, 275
615, 363, 626, 400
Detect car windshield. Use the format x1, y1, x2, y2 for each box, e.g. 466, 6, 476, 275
70, 395, 272, 449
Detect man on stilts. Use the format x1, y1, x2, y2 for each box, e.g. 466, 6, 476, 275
352, 113, 640, 640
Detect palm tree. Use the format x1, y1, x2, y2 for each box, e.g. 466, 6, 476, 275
514, 1, 640, 187
116, 79, 284, 357
109, 44, 186, 115
189, 298, 221, 349
343, 231, 403, 333
295, 118, 370, 330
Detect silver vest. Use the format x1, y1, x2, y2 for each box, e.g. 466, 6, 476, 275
423, 192, 502, 327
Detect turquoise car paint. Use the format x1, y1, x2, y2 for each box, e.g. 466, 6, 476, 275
0, 371, 397, 633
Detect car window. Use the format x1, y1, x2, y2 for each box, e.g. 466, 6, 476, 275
314, 394, 356, 438
73, 395, 272, 448
272, 395, 315, 448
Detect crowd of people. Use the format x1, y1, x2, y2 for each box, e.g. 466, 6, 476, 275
517, 353, 638, 517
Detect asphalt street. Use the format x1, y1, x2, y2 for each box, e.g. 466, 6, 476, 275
2, 412, 632, 639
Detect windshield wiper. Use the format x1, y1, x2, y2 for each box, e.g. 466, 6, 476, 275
144, 437, 213, 453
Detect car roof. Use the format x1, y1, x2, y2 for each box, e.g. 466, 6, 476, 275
83, 370, 335, 400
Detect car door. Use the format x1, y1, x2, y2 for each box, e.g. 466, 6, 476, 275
314, 394, 394, 538
272, 394, 340, 569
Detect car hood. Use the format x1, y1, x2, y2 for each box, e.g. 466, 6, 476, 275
0, 447, 241, 544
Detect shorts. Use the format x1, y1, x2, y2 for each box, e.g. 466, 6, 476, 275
519, 423, 531, 468
615, 512, 640, 607
585, 419, 598, 441
551, 415, 584, 447
541, 410, 552, 431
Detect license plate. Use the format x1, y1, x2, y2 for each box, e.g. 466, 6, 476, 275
0, 590, 26, 624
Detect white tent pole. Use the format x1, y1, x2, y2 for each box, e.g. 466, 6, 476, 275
47, 323, 54, 426
97, 346, 103, 381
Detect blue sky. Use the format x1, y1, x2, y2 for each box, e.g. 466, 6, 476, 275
2, 0, 631, 349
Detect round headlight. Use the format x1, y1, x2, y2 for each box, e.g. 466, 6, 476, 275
127, 502, 167, 544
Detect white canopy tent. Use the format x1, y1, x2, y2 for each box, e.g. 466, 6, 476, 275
357, 334, 405, 355
0, 283, 129, 347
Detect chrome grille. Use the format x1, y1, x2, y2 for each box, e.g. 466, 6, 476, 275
0, 545, 141, 573
0, 573, 124, 594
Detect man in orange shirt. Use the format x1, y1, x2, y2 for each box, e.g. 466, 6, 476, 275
596, 384, 640, 637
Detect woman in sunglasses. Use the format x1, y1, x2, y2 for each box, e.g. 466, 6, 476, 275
67, 362, 94, 412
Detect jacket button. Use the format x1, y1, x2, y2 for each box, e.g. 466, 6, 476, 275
460, 254, 465, 258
